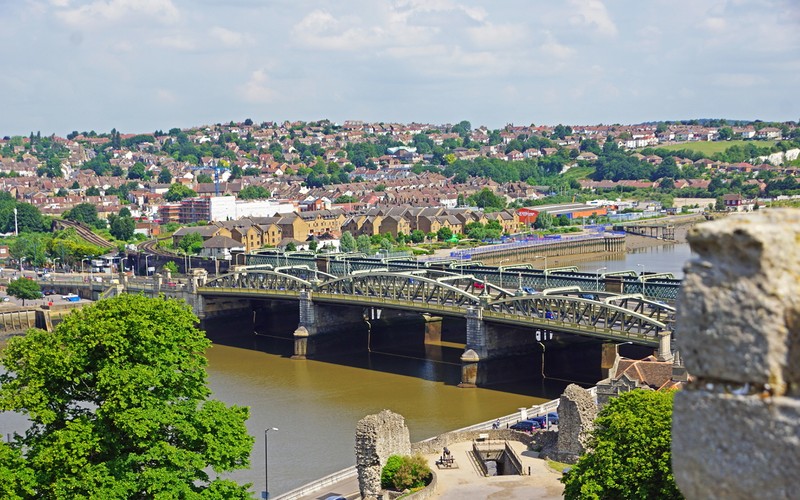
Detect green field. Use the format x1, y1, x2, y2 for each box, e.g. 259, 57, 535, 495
656, 140, 775, 155
562, 166, 595, 180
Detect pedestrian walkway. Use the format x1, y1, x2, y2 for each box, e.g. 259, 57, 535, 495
421, 439, 564, 499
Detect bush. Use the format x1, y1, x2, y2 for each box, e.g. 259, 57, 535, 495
381, 454, 432, 491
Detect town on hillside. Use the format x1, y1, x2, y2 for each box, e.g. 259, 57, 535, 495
0, 119, 798, 261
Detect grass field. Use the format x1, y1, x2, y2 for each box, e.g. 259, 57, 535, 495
656, 140, 775, 155
561, 166, 595, 180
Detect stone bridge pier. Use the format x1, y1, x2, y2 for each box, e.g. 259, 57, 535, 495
458, 307, 540, 387
292, 291, 366, 359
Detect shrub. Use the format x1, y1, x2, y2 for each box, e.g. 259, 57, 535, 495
381, 454, 432, 491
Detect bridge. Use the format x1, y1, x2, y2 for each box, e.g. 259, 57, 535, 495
198, 267, 676, 387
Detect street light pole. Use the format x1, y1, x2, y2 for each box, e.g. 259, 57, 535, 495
498, 258, 509, 289
595, 266, 607, 292
144, 255, 150, 277
637, 264, 646, 298
535, 255, 547, 289
264, 427, 278, 499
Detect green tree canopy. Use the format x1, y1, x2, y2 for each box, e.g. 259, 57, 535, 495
6, 278, 41, 305
467, 188, 506, 210
108, 214, 136, 241
339, 231, 356, 252
356, 235, 372, 254
164, 183, 197, 202
0, 295, 253, 498
63, 203, 100, 226
178, 232, 204, 254
238, 185, 271, 200
562, 389, 682, 500
158, 168, 173, 184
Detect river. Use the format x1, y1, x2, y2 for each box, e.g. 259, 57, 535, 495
1, 242, 694, 497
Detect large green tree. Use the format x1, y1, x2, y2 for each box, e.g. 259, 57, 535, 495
0, 295, 253, 498
562, 389, 682, 500
339, 231, 356, 252
164, 183, 197, 202
108, 214, 136, 241
6, 278, 42, 305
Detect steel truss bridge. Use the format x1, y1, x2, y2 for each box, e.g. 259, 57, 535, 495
198, 267, 674, 347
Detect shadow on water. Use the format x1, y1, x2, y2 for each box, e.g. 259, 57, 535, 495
202, 304, 602, 400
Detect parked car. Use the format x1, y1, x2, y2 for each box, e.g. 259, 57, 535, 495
530, 412, 559, 427
510, 419, 543, 432
522, 287, 537, 295
43, 289, 57, 296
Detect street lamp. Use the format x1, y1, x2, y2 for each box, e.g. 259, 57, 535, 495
498, 258, 509, 289
595, 267, 607, 292
535, 255, 547, 288
637, 264, 646, 298
144, 255, 150, 277
264, 427, 278, 499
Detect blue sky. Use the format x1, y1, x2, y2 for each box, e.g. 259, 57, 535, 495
2, 0, 798, 136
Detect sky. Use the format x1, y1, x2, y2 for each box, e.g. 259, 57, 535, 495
2, 0, 799, 137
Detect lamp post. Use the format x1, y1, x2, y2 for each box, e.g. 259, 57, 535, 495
81, 258, 89, 276
535, 255, 547, 288
637, 264, 646, 298
595, 266, 607, 292
498, 258, 509, 289
144, 255, 150, 277
264, 427, 278, 499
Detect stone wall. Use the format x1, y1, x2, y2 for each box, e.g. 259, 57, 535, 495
355, 410, 411, 500
672, 209, 800, 499
551, 384, 596, 464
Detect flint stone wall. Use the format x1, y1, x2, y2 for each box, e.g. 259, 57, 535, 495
552, 384, 596, 464
355, 410, 411, 500
672, 210, 800, 499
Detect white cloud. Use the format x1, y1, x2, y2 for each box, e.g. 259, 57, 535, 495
239, 69, 275, 103
702, 17, 727, 33
210, 26, 253, 48
710, 73, 768, 88
291, 10, 381, 51
466, 22, 528, 48
57, 0, 180, 27
151, 35, 195, 51
567, 0, 617, 36
539, 33, 575, 60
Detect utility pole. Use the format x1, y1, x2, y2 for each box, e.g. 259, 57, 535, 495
14, 207, 18, 236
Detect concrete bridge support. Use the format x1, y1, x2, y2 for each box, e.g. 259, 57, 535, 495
292, 291, 366, 359
459, 307, 542, 387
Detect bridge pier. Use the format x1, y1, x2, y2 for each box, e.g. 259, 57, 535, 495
422, 314, 443, 345
460, 307, 542, 387
292, 291, 366, 359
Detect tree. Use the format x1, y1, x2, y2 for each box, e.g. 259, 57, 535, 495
108, 214, 135, 241
85, 186, 101, 196
0, 295, 253, 498
436, 226, 453, 241
163, 260, 179, 274
285, 241, 297, 251
356, 235, 372, 254
196, 173, 213, 184
164, 183, 197, 202
119, 207, 132, 218
410, 230, 425, 244
381, 454, 432, 491
238, 185, 271, 200
339, 231, 356, 252
178, 232, 204, 254
562, 390, 681, 500
127, 161, 148, 180
64, 203, 100, 226
6, 278, 41, 305
158, 169, 173, 184
467, 188, 506, 210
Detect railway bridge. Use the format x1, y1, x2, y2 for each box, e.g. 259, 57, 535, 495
198, 267, 676, 387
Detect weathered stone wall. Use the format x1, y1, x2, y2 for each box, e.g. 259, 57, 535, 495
552, 384, 596, 464
672, 209, 800, 499
355, 410, 411, 500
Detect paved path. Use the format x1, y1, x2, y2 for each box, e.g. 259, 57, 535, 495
422, 440, 564, 499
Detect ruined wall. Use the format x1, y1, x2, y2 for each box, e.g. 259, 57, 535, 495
672, 209, 800, 499
355, 410, 411, 500
552, 384, 597, 464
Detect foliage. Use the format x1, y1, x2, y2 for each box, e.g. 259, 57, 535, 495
356, 235, 372, 254
158, 168, 173, 184
238, 185, 272, 200
196, 173, 213, 184
10, 232, 51, 268
108, 214, 135, 241
0, 295, 253, 498
285, 241, 297, 251
63, 203, 101, 227
410, 229, 425, 244
6, 278, 42, 305
0, 198, 49, 233
164, 183, 197, 202
339, 231, 356, 252
436, 226, 453, 241
467, 188, 506, 210
381, 454, 432, 491
334, 195, 358, 204
562, 390, 682, 500
178, 232, 204, 254
163, 260, 179, 274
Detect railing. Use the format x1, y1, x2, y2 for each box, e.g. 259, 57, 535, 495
271, 466, 357, 500
450, 233, 624, 258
